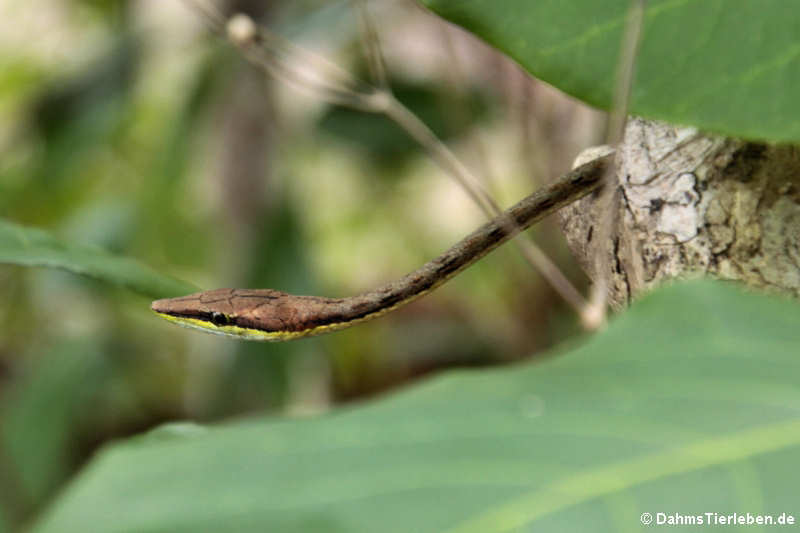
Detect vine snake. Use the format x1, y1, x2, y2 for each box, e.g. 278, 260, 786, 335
152, 154, 610, 341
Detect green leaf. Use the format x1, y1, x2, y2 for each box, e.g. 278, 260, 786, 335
2, 343, 111, 507
32, 281, 800, 532
0, 502, 8, 533
420, 0, 800, 143
0, 218, 196, 299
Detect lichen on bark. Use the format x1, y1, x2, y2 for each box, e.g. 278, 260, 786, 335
560, 118, 800, 308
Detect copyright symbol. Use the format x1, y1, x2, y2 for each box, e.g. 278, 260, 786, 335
640, 512, 653, 525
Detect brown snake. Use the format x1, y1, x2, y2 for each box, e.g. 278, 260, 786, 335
151, 154, 610, 341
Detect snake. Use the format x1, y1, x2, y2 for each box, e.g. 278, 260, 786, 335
151, 154, 610, 341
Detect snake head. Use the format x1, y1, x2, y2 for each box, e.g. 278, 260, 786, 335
151, 288, 347, 341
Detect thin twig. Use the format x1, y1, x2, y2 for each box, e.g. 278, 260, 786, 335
359, 12, 593, 322
382, 94, 590, 316
189, 1, 596, 324
354, 0, 389, 90
587, 0, 646, 327
436, 26, 591, 315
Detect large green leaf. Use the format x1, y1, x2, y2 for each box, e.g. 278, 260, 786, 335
32, 280, 800, 532
420, 0, 800, 143
0, 219, 195, 299
2, 343, 111, 507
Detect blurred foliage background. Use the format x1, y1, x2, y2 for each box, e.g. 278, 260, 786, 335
0, 0, 605, 527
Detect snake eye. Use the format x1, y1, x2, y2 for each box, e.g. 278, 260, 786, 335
209, 312, 230, 326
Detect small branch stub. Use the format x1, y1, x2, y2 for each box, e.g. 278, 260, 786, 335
227, 13, 258, 47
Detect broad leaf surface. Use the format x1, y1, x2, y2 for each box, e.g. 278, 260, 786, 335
33, 281, 800, 532
421, 0, 800, 143
2, 343, 111, 506
0, 219, 195, 299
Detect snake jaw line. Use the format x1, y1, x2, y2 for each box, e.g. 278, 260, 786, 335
152, 311, 287, 341
151, 298, 397, 342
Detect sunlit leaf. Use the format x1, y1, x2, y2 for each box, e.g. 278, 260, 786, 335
421, 0, 800, 142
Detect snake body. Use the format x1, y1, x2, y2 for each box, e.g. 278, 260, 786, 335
151, 155, 610, 341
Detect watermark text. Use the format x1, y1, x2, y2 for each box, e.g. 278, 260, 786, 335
640, 512, 795, 526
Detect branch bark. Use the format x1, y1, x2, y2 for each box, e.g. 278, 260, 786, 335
561, 118, 800, 308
